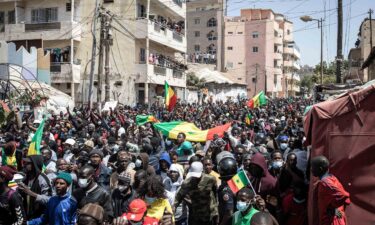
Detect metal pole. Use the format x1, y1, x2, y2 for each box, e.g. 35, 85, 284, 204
104, 14, 112, 102
88, 0, 100, 109
336, 0, 343, 83
369, 9, 373, 80
320, 18, 324, 84
97, 12, 105, 103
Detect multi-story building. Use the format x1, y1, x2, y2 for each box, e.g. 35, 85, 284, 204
133, 0, 187, 105
186, 0, 224, 71
224, 9, 301, 98
0, 0, 187, 105
347, 18, 375, 82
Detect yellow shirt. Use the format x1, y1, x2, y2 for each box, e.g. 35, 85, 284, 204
147, 198, 174, 221
210, 170, 222, 187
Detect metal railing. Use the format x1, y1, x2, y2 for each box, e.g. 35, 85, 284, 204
173, 32, 183, 42
154, 66, 167, 76
173, 70, 183, 78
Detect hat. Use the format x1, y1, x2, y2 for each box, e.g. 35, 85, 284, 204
89, 149, 104, 159
186, 162, 203, 179
65, 138, 76, 146
80, 203, 104, 223
195, 150, 205, 157
125, 199, 147, 222
169, 164, 180, 173
118, 172, 132, 184
0, 166, 17, 181
56, 172, 72, 185
84, 140, 94, 149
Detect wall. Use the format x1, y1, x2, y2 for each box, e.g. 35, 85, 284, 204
186, 88, 198, 103
206, 83, 247, 102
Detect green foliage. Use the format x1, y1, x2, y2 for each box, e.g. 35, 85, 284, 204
187, 72, 206, 89
311, 60, 349, 85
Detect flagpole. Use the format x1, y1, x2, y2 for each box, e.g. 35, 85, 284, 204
241, 169, 257, 195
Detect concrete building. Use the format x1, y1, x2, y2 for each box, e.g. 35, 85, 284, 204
0, 0, 187, 106
224, 9, 301, 98
186, 0, 224, 71
347, 18, 375, 82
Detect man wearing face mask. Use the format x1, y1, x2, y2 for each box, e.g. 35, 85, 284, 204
111, 172, 136, 218
136, 152, 156, 176
73, 165, 113, 222
269, 151, 284, 178
110, 149, 135, 190
277, 136, 289, 153
232, 188, 260, 225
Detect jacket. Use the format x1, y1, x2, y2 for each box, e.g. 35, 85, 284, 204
73, 185, 113, 221
95, 164, 111, 190
249, 153, 277, 199
28, 194, 77, 225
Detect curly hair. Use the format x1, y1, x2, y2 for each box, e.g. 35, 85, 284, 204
140, 175, 166, 199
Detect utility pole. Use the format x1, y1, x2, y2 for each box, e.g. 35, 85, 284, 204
254, 63, 259, 95
104, 12, 113, 102
88, 0, 100, 109
320, 18, 324, 84
369, 9, 373, 79
97, 13, 105, 104
220, 0, 227, 72
336, 0, 343, 83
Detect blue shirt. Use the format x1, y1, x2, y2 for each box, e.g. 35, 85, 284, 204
28, 194, 77, 225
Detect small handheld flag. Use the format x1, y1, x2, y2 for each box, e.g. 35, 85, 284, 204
227, 170, 257, 195
247, 91, 267, 109
27, 118, 45, 156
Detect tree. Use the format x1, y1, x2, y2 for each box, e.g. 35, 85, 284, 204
186, 72, 206, 89
312, 60, 348, 85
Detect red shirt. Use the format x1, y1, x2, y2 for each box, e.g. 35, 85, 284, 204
282, 192, 307, 225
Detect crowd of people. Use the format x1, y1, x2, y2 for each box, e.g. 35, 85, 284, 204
148, 53, 187, 72
0, 98, 351, 225
188, 53, 217, 65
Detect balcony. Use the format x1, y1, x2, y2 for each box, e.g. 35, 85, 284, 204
293, 62, 301, 70
135, 64, 185, 87
50, 63, 81, 83
283, 60, 293, 68
135, 19, 186, 53
274, 36, 283, 45
154, 0, 185, 19
274, 66, 282, 75
0, 21, 82, 41
274, 52, 283, 60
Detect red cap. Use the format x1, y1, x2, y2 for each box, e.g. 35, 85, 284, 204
125, 199, 147, 222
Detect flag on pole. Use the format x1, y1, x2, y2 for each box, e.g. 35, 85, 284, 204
165, 81, 177, 112
136, 115, 160, 126
227, 170, 251, 194
27, 118, 45, 156
247, 91, 267, 109
245, 113, 252, 125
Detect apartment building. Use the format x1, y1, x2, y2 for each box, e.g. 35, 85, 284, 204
133, 0, 187, 105
224, 9, 301, 98
0, 0, 187, 105
186, 0, 224, 71
347, 18, 375, 82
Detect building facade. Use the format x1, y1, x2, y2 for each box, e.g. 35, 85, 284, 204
224, 9, 301, 98
0, 0, 187, 106
186, 0, 224, 71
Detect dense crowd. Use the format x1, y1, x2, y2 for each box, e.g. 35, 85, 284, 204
0, 98, 351, 225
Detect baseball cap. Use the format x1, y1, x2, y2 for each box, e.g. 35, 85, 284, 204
125, 199, 147, 222
186, 162, 203, 179
64, 138, 76, 146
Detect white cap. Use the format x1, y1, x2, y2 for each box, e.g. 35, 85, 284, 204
118, 127, 125, 137
280, 116, 286, 121
33, 119, 41, 124
186, 162, 203, 179
64, 138, 76, 146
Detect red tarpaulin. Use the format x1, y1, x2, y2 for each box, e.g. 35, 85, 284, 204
304, 82, 375, 225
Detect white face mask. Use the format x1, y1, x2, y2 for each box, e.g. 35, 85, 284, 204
135, 159, 142, 168
78, 178, 89, 188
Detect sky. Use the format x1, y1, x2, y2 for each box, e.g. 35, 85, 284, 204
227, 0, 373, 66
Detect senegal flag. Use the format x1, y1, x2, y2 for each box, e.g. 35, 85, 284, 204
136, 115, 159, 126
27, 118, 45, 156
165, 81, 177, 112
245, 113, 252, 125
227, 170, 250, 194
247, 91, 267, 109
154, 121, 231, 142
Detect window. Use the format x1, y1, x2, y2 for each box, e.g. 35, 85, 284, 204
104, 0, 114, 2
228, 32, 233, 35
140, 48, 146, 63
66, 3, 71, 12
287, 29, 290, 35
274, 59, 278, 68
194, 45, 200, 52
0, 12, 4, 32
274, 30, 278, 37
226, 62, 233, 68
194, 18, 200, 24
237, 32, 243, 34
252, 31, 259, 38
8, 10, 15, 24
31, 8, 58, 23
194, 31, 200, 37
274, 74, 277, 85
238, 62, 242, 64
207, 31, 217, 40
137, 4, 146, 18
207, 44, 216, 54
227, 46, 233, 50
207, 18, 217, 27
252, 47, 258, 52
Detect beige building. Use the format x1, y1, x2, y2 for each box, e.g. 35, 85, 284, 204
0, 0, 187, 105
186, 0, 224, 71
347, 18, 375, 82
224, 9, 300, 98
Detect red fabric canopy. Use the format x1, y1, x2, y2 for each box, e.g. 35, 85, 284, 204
304, 83, 375, 225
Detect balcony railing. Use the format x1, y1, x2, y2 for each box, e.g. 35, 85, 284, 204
25, 22, 61, 31
173, 0, 183, 7
173, 32, 183, 42
173, 70, 183, 78
154, 66, 167, 76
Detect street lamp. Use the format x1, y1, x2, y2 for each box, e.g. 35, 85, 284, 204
300, 16, 324, 84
